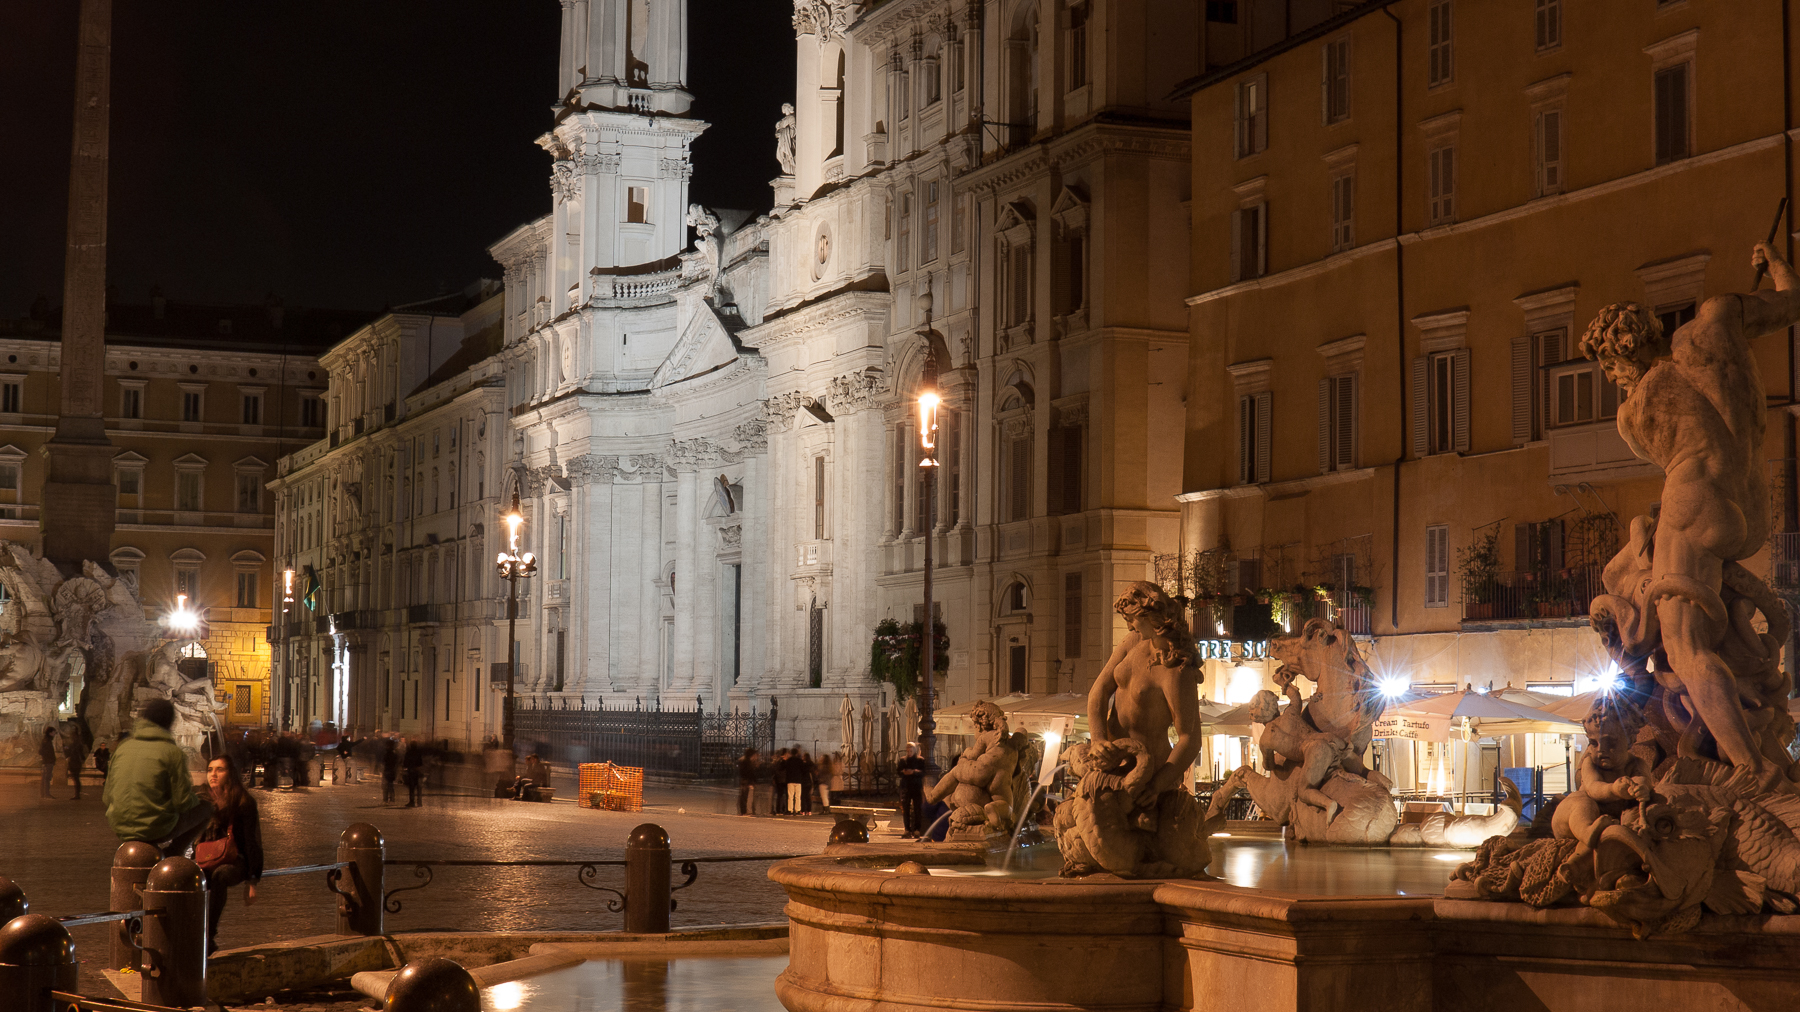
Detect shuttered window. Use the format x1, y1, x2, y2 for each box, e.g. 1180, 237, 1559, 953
1535, 0, 1560, 52
1428, 146, 1455, 224
1427, 1, 1453, 87
1330, 174, 1354, 252
1317, 374, 1356, 473
1414, 349, 1469, 456
1048, 425, 1084, 515
1008, 436, 1031, 522
1536, 109, 1562, 195
1425, 525, 1450, 608
1235, 74, 1268, 158
1654, 63, 1690, 165
1064, 572, 1083, 658
1239, 392, 1271, 485
1323, 36, 1351, 123
1515, 520, 1564, 574
1230, 203, 1267, 282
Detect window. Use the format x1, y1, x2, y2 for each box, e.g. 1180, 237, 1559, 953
554, 630, 566, 693
1235, 74, 1268, 158
1323, 36, 1351, 124
1230, 203, 1266, 282
814, 456, 827, 539
627, 185, 649, 223
943, 411, 961, 527
925, 54, 942, 105
922, 181, 940, 264
1006, 434, 1031, 522
1062, 232, 1085, 313
1206, 1, 1237, 22
241, 392, 261, 425
1427, 146, 1456, 224
557, 514, 568, 580
1427, 1, 1453, 88
236, 473, 260, 513
176, 471, 203, 512
899, 68, 911, 119
1064, 572, 1083, 658
1535, 109, 1563, 196
175, 567, 199, 601
1654, 63, 1690, 165
1330, 174, 1355, 252
1238, 392, 1271, 485
1425, 525, 1450, 607
1414, 349, 1470, 455
1317, 374, 1357, 472
1535, 0, 1561, 51
181, 389, 203, 422
116, 468, 139, 495
1548, 359, 1619, 428
0, 464, 16, 492
121, 386, 142, 419
236, 571, 257, 608
1003, 243, 1034, 326
1048, 424, 1083, 515
1657, 301, 1696, 336
0, 380, 19, 414
892, 427, 906, 533
1068, 3, 1089, 91
898, 193, 912, 269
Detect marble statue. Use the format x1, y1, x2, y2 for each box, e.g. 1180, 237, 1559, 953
1449, 242, 1800, 936
774, 103, 797, 176
924, 700, 1029, 839
1223, 618, 1519, 847
1055, 582, 1233, 877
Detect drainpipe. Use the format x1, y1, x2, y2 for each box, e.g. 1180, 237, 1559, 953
1783, 0, 1797, 680
1383, 5, 1404, 632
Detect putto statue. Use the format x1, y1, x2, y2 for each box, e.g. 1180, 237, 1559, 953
1451, 241, 1800, 937
925, 700, 1029, 839
1056, 582, 1232, 877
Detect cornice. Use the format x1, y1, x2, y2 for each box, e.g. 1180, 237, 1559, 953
739, 290, 891, 350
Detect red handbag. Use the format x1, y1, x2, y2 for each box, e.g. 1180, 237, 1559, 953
195, 827, 238, 871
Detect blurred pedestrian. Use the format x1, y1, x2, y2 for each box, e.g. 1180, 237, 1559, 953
402, 738, 424, 807
783, 748, 806, 815
817, 753, 836, 813
737, 748, 759, 816
338, 731, 357, 784
93, 739, 112, 779
898, 743, 927, 839
38, 727, 58, 798
772, 748, 790, 815
382, 737, 399, 803
799, 751, 816, 815
65, 727, 89, 801
105, 699, 213, 856
196, 755, 263, 958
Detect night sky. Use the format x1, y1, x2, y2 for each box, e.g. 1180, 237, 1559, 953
0, 0, 796, 319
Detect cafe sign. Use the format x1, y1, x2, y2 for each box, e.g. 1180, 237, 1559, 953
1196, 639, 1269, 662
1371, 713, 1452, 742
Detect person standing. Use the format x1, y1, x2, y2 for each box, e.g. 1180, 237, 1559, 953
783, 749, 806, 816
772, 748, 790, 815
38, 727, 58, 798
93, 739, 112, 780
338, 731, 356, 784
898, 743, 928, 839
799, 751, 816, 815
195, 755, 263, 958
65, 728, 89, 801
817, 753, 836, 813
105, 700, 213, 856
737, 748, 759, 816
402, 738, 424, 807
381, 737, 399, 804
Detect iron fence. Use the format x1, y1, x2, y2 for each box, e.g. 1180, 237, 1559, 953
1462, 565, 1604, 623
511, 697, 775, 779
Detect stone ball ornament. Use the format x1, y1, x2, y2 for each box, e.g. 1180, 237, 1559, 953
383, 956, 481, 1012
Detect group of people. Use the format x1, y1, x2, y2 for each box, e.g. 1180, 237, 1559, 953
735, 746, 837, 816
37, 723, 112, 800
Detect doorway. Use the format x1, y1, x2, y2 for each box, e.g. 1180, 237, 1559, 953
1008, 644, 1027, 693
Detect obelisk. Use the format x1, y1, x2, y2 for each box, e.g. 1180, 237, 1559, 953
43, 0, 117, 570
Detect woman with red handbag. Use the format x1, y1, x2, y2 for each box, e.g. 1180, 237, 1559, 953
195, 755, 264, 957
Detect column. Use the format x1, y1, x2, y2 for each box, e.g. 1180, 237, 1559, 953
581, 480, 613, 695
671, 469, 697, 692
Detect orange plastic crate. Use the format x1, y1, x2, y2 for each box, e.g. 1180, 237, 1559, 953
578, 761, 645, 812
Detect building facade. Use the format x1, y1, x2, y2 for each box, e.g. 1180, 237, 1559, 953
0, 298, 348, 729
1176, 0, 1800, 789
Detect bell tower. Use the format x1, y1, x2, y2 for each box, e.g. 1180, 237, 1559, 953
556, 0, 691, 115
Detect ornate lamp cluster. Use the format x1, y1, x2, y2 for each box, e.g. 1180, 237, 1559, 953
496, 490, 537, 755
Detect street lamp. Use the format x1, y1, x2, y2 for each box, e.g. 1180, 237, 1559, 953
916, 292, 942, 772
495, 489, 537, 756
167, 593, 200, 636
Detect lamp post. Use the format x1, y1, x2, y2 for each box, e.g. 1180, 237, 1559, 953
494, 490, 537, 756
915, 294, 942, 771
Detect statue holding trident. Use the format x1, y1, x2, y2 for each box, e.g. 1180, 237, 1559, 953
1586, 234, 1800, 789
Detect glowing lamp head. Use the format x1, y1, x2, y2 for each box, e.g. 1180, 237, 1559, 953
168, 595, 199, 634
1377, 676, 1410, 698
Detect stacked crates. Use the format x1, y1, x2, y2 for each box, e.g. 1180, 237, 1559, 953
579, 761, 645, 812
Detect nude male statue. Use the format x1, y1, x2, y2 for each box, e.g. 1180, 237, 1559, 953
1582, 241, 1800, 780
1086, 581, 1202, 806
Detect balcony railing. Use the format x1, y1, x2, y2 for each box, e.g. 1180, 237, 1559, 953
1772, 532, 1800, 592
1463, 565, 1605, 622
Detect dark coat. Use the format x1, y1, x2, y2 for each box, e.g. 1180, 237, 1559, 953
199, 793, 265, 882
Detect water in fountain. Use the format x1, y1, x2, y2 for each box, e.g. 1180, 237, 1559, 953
999, 764, 1066, 872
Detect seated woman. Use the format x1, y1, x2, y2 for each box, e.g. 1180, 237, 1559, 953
195, 755, 264, 958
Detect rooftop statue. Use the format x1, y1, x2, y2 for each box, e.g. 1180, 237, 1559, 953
1450, 241, 1800, 936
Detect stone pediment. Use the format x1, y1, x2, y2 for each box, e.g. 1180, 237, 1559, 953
652, 304, 742, 389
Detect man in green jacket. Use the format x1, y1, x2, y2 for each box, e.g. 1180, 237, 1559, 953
103, 700, 212, 855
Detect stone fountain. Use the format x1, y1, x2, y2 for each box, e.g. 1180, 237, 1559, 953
770, 245, 1800, 1011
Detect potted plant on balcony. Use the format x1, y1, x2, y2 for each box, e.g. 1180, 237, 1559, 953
1457, 528, 1502, 621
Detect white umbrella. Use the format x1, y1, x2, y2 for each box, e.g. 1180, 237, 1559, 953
1374, 689, 1580, 742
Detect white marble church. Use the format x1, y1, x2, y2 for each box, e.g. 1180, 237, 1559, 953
274, 0, 1195, 753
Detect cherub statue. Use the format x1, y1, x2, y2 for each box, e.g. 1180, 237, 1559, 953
1244, 674, 1348, 821
1552, 698, 1655, 842
925, 700, 1027, 836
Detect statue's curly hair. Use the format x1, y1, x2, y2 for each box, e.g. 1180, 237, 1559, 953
1114, 580, 1195, 669
1578, 302, 1666, 366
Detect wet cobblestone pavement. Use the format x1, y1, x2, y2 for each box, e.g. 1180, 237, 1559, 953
0, 768, 838, 1009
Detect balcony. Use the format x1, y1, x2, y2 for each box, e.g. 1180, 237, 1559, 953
1462, 566, 1605, 624
1772, 533, 1800, 593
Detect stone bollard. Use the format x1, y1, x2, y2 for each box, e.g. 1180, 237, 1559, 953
109, 840, 160, 971
0, 876, 27, 923
336, 823, 386, 936
383, 956, 480, 1012
0, 914, 78, 1012
624, 823, 671, 934
828, 819, 870, 845
140, 856, 206, 1009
